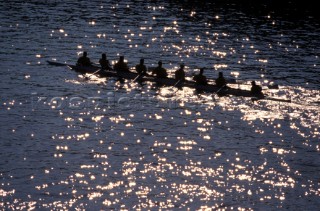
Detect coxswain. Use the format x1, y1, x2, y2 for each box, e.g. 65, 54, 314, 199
193, 68, 207, 85
99, 53, 112, 71
250, 81, 263, 95
77, 51, 92, 66
215, 72, 227, 88
152, 61, 168, 78
135, 58, 147, 75
114, 56, 130, 72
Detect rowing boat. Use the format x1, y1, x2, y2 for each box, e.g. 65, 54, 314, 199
47, 60, 290, 102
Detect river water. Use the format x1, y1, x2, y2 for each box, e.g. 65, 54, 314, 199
0, 0, 319, 210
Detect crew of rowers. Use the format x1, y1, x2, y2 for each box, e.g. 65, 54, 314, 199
77, 51, 263, 95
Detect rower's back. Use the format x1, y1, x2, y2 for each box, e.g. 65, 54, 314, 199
135, 58, 147, 75
77, 51, 92, 66
99, 53, 111, 70
250, 81, 263, 95
215, 72, 226, 88
175, 64, 185, 81
193, 68, 207, 85
152, 61, 168, 78
114, 56, 129, 72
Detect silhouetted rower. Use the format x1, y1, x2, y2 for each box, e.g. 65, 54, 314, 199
193, 68, 207, 85
135, 58, 147, 75
152, 61, 168, 78
114, 56, 129, 72
215, 72, 227, 88
99, 53, 112, 71
251, 81, 263, 95
77, 51, 92, 66
175, 64, 186, 81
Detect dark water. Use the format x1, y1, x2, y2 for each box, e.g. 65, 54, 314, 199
0, 0, 319, 210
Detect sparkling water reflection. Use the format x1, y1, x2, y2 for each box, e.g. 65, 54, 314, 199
0, 0, 319, 210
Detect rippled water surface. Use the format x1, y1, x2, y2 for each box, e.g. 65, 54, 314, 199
0, 0, 319, 210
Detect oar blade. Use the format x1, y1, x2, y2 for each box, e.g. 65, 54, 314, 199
47, 61, 69, 66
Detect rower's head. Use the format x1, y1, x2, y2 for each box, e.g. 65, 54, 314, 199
140, 58, 144, 65
102, 53, 106, 59
158, 61, 162, 67
180, 64, 185, 69
219, 72, 223, 77
200, 68, 204, 75
83, 51, 87, 57
251, 81, 256, 85
119, 56, 124, 62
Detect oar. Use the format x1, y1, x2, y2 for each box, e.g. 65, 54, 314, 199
166, 79, 183, 96
264, 97, 291, 103
173, 79, 182, 87
211, 85, 227, 100
132, 72, 144, 83
47, 60, 70, 66
218, 85, 227, 93
171, 79, 183, 93
84, 68, 101, 80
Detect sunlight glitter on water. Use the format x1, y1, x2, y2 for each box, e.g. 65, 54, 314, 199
1, 0, 319, 210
